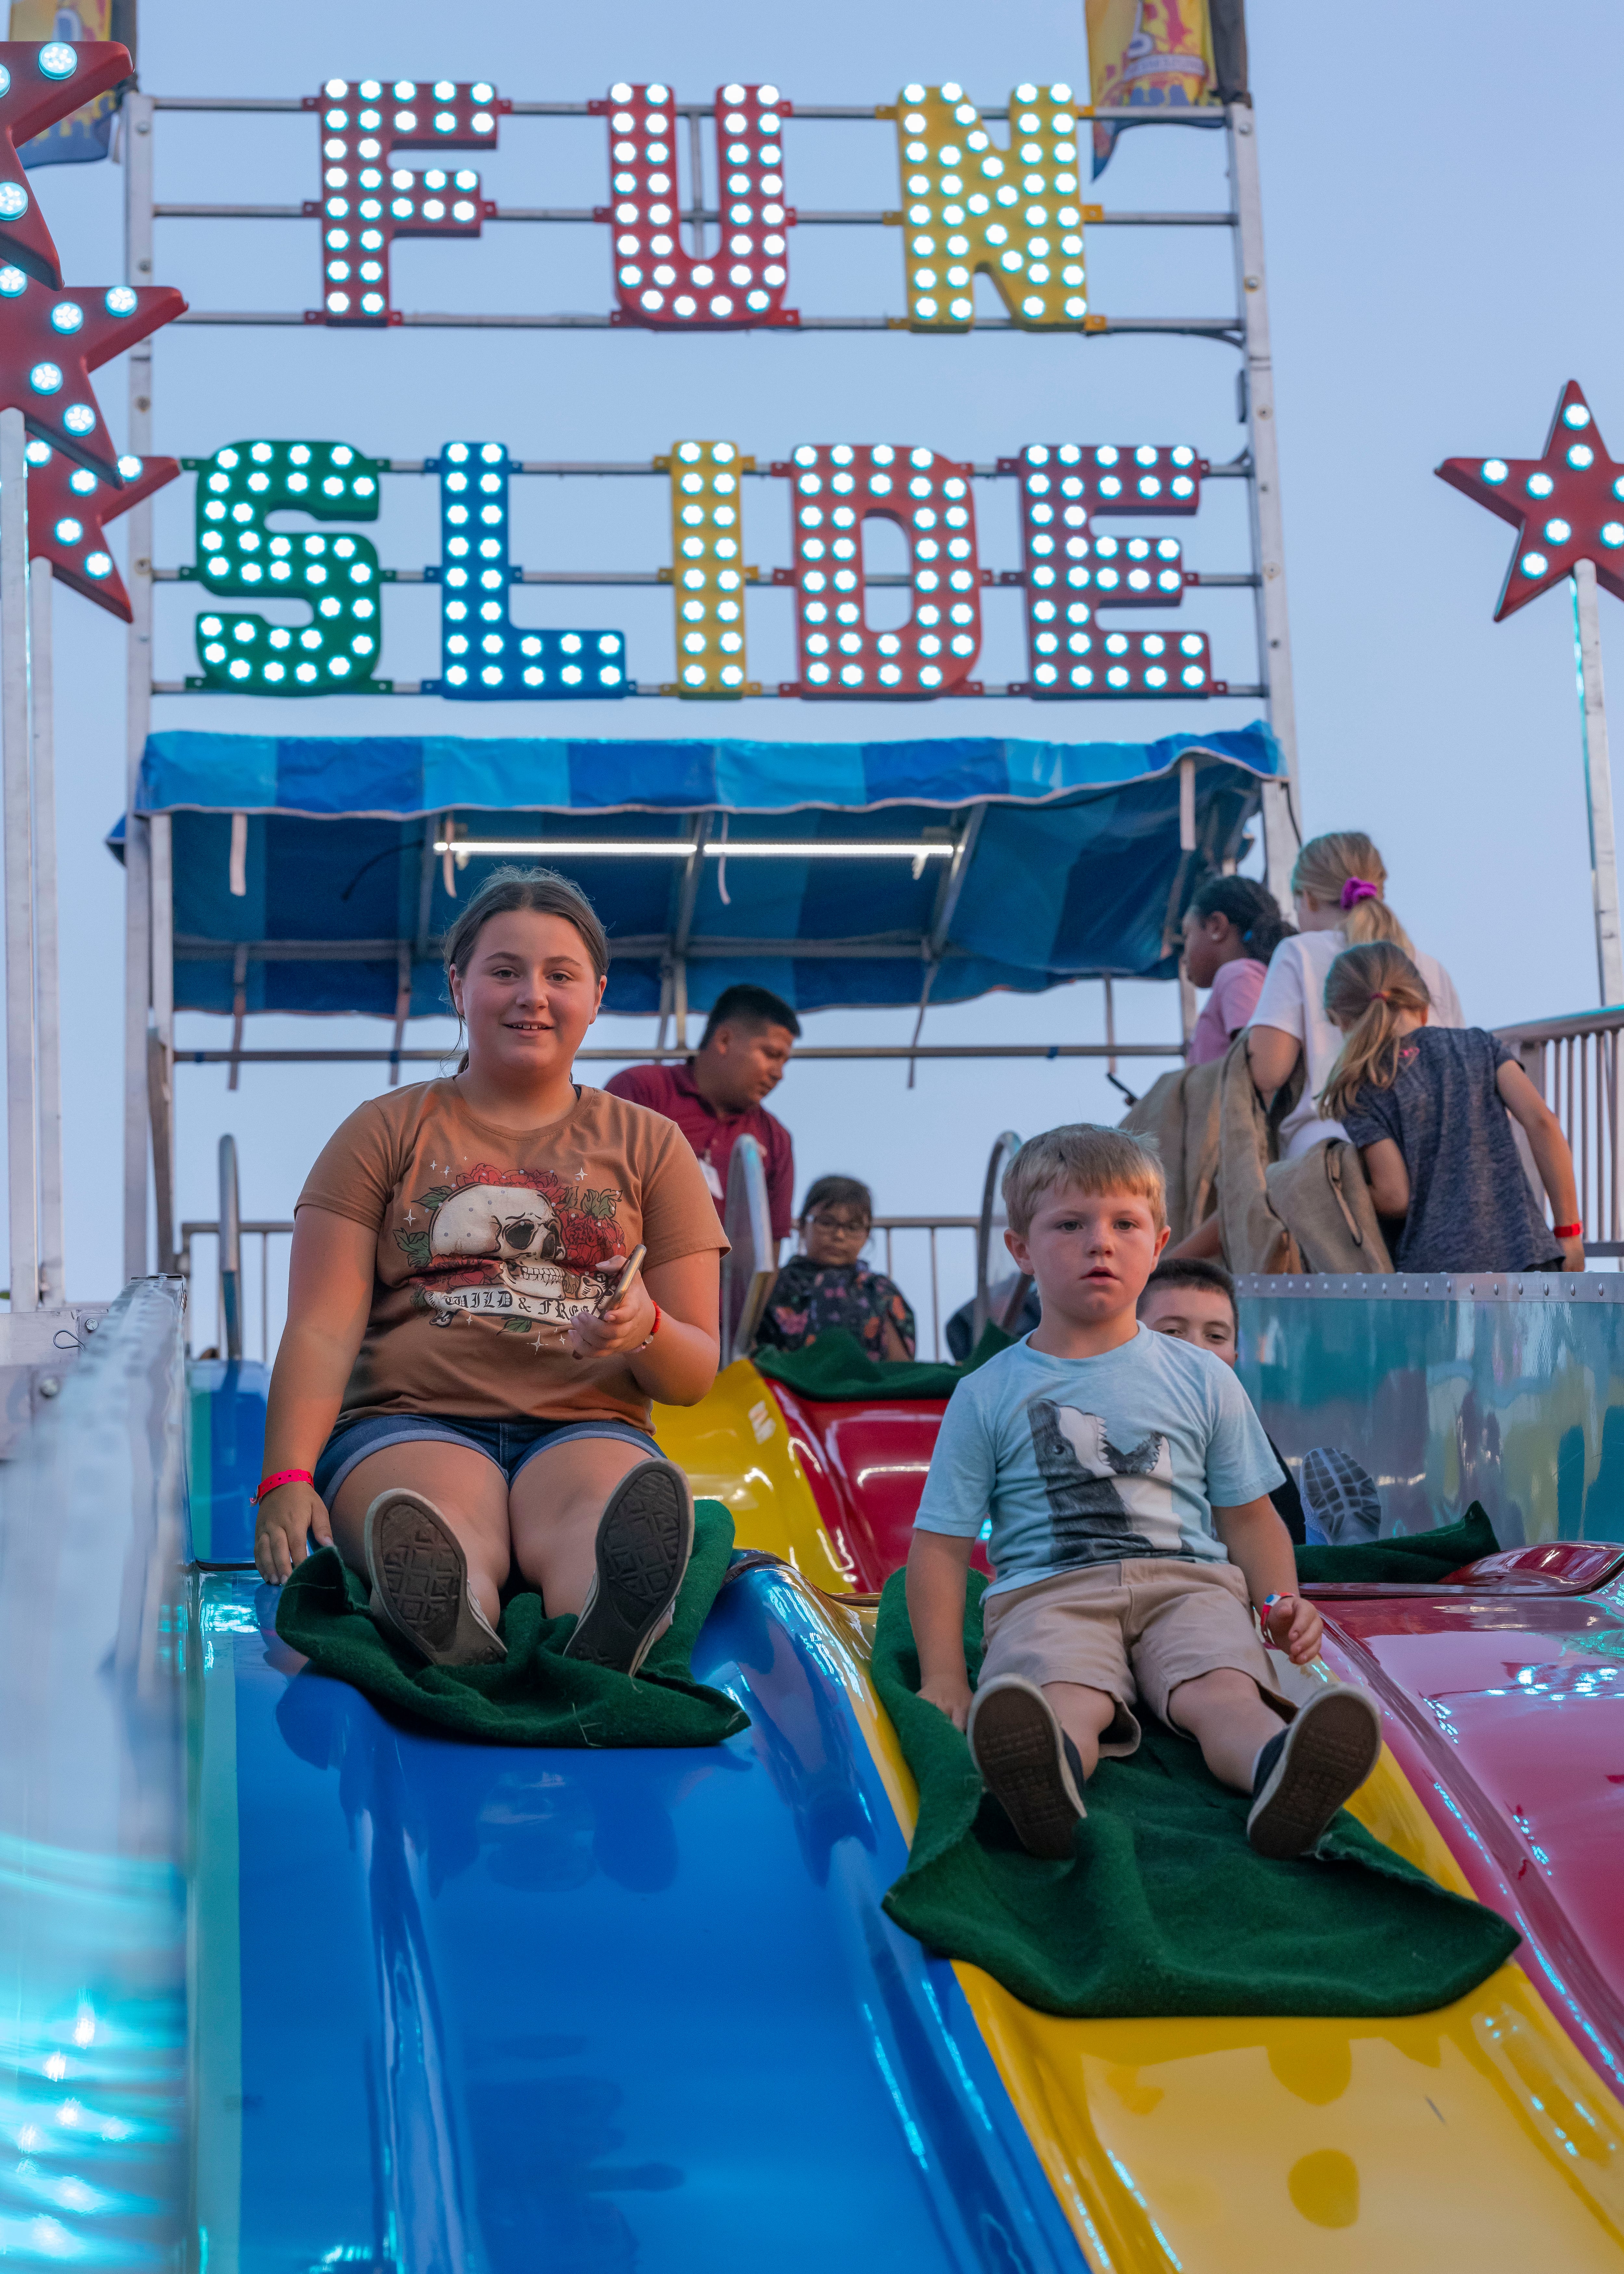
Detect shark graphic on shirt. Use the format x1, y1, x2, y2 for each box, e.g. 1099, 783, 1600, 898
1028, 1399, 1183, 1565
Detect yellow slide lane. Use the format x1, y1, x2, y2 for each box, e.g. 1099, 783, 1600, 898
667, 1376, 1624, 2271
655, 1358, 855, 1590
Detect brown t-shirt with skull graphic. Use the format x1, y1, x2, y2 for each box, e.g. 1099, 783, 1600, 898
297, 1080, 729, 1429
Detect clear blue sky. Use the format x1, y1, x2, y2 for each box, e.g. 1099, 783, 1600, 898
23, 0, 1624, 1337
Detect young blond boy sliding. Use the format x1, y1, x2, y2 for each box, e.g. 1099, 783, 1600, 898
907, 1127, 1381, 1860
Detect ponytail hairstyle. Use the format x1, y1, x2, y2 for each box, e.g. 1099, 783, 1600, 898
441, 864, 609, 1074
1319, 942, 1432, 1121
1188, 874, 1295, 965
1291, 830, 1416, 956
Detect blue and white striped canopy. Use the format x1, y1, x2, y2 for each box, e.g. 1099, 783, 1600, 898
124, 723, 1281, 1019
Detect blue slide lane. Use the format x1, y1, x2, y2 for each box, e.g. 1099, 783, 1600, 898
201, 1559, 1088, 2273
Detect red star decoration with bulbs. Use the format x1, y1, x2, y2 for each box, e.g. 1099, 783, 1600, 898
0, 270, 184, 484
27, 443, 179, 618
0, 39, 133, 286
1436, 380, 1624, 620
0, 42, 187, 492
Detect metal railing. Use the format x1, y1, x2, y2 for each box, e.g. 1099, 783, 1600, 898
179, 1219, 294, 1362
869, 1215, 980, 1361
1495, 1007, 1624, 1257
175, 1210, 984, 1365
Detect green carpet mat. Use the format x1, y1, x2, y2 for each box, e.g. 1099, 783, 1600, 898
754, 1322, 1013, 1402
275, 1495, 749, 1749
870, 1563, 1518, 2018
1295, 1501, 1499, 1583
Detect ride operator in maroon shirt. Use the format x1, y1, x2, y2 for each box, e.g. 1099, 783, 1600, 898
606, 984, 799, 1250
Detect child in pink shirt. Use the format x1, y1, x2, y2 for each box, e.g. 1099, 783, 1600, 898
1183, 878, 1295, 1066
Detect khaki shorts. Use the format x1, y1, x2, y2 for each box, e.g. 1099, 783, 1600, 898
979, 1558, 1293, 1757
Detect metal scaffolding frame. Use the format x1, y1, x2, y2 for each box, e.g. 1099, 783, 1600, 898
118, 86, 1304, 1276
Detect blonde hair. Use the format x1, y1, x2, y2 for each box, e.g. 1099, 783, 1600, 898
1291, 830, 1416, 956
1002, 1125, 1167, 1238
1319, 942, 1432, 1121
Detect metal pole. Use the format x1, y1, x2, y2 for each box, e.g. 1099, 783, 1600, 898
929, 1226, 940, 1362
149, 812, 175, 1267
177, 1039, 1186, 1065
687, 108, 705, 259
123, 88, 156, 1280
218, 1133, 242, 1362
1572, 559, 1624, 1007
1, 410, 36, 1312
1227, 100, 1302, 913
1176, 754, 1199, 1044
30, 559, 63, 1306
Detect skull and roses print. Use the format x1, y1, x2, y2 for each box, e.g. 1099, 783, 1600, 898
298, 1081, 729, 1428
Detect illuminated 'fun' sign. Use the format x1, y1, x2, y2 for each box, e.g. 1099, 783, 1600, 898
292, 75, 1099, 330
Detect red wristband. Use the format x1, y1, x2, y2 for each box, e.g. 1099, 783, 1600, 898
637, 1302, 662, 1350
1553, 1222, 1583, 1241
253, 1469, 314, 1504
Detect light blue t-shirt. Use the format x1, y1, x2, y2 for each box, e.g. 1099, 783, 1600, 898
914, 1327, 1284, 1597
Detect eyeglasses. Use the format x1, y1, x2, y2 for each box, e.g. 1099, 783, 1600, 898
806, 1213, 869, 1238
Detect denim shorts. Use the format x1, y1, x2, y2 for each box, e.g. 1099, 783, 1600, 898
313, 1412, 661, 1505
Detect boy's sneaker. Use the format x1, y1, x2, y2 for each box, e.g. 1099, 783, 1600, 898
1247, 1686, 1382, 1859
967, 1675, 1088, 1860
363, 1488, 507, 1666
562, 1459, 694, 1677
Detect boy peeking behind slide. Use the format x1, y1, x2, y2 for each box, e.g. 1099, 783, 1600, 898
906, 1126, 1382, 1861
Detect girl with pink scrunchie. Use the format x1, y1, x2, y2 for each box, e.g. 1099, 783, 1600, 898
1244, 832, 1466, 1161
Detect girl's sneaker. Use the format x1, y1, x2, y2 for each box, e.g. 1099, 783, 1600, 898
363, 1488, 506, 1666
562, 1459, 695, 1676
1300, 1447, 1383, 1546
967, 1675, 1088, 1859
1246, 1686, 1382, 1858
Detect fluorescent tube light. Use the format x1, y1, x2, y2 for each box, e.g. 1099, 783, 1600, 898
432, 839, 954, 860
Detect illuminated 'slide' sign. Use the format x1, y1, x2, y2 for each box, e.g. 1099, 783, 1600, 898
175, 430, 1223, 702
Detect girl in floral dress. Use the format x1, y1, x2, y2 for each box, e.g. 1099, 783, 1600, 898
757, 1176, 917, 1361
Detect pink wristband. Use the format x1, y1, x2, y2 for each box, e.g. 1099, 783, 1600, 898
253, 1468, 313, 1504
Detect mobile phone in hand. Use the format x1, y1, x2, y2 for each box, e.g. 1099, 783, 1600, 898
593, 1243, 647, 1318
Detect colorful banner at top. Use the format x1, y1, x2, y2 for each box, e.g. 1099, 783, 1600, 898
10, 0, 124, 164
1085, 0, 1217, 177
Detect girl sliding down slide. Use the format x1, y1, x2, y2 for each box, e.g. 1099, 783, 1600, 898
252, 866, 728, 1671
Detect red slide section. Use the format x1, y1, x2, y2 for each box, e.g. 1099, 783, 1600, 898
767, 1386, 985, 1591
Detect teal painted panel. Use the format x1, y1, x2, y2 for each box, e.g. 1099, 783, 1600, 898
1238, 1288, 1624, 1550
187, 1361, 270, 1565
